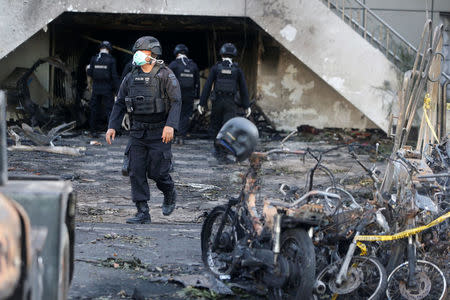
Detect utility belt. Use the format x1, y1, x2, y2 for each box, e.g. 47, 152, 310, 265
131, 120, 166, 131
125, 96, 166, 115
215, 90, 236, 97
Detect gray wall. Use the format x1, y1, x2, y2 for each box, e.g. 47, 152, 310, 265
0, 30, 50, 90
364, 0, 450, 48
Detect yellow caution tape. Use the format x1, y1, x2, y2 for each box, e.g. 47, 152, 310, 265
356, 211, 450, 242
424, 94, 432, 110
356, 241, 368, 256
423, 93, 440, 143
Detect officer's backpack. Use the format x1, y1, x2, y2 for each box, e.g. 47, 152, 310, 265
92, 55, 111, 80
177, 60, 196, 89
215, 62, 238, 95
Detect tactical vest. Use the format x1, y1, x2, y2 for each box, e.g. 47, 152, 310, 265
177, 60, 195, 89
214, 63, 238, 95
125, 66, 167, 119
92, 55, 111, 80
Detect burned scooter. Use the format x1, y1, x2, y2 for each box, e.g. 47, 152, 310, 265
201, 119, 338, 299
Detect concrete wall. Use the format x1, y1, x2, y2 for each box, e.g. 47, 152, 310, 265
0, 0, 401, 132
0, 30, 50, 91
364, 0, 450, 48
257, 41, 376, 130
248, 0, 400, 132
0, 0, 247, 60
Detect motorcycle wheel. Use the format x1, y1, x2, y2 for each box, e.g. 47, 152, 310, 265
270, 228, 316, 300
386, 260, 447, 300
201, 205, 237, 277
316, 256, 387, 300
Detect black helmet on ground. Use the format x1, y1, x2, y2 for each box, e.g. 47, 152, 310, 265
132, 36, 162, 56
216, 117, 259, 162
173, 44, 189, 56
219, 43, 237, 57
100, 41, 112, 51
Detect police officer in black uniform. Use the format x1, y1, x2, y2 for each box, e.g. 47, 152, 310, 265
168, 44, 200, 145
106, 36, 181, 224
87, 41, 120, 135
198, 43, 251, 161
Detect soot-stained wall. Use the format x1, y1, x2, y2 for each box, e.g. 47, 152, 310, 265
256, 35, 377, 131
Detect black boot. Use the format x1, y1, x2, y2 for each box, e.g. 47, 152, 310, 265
126, 202, 151, 224
162, 189, 176, 216
121, 155, 130, 176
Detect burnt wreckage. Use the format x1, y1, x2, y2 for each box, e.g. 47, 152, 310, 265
0, 92, 76, 300
201, 21, 449, 300
2, 56, 85, 128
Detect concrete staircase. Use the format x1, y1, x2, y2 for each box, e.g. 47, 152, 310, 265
0, 0, 404, 132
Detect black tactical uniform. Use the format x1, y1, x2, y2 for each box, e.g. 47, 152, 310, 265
108, 36, 181, 224
121, 61, 133, 82
168, 45, 200, 141
87, 41, 120, 133
199, 43, 250, 159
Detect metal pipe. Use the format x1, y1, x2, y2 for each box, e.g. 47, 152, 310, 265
81, 35, 133, 55
417, 173, 450, 178
273, 214, 281, 264
0, 90, 7, 186
335, 232, 360, 285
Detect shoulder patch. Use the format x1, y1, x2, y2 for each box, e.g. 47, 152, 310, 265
168, 73, 178, 87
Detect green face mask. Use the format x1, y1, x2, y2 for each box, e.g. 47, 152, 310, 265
133, 51, 149, 66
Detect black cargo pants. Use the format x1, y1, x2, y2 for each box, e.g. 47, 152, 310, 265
90, 92, 114, 131
210, 95, 236, 157
210, 95, 237, 138
126, 129, 174, 203
179, 96, 194, 137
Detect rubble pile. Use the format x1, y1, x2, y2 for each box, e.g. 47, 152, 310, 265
201, 132, 449, 299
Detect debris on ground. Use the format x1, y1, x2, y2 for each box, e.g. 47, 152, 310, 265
175, 182, 221, 192
7, 121, 85, 155
7, 144, 86, 156
171, 273, 234, 296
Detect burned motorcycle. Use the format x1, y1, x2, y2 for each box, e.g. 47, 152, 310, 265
201, 149, 337, 299
201, 119, 337, 299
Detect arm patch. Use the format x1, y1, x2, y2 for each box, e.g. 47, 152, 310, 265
169, 73, 178, 87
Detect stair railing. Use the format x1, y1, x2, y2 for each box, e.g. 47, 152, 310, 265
322, 0, 419, 71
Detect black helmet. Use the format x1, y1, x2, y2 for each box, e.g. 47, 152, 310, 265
99, 41, 112, 51
173, 44, 189, 56
132, 36, 162, 56
216, 117, 259, 162
219, 43, 237, 57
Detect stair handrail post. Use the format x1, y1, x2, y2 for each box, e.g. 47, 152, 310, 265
363, 7, 367, 39
0, 90, 7, 186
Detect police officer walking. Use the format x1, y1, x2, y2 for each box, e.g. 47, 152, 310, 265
197, 43, 251, 162
168, 44, 200, 145
87, 41, 120, 136
106, 36, 181, 224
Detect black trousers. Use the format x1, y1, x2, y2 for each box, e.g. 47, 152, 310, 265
126, 133, 174, 203
179, 98, 194, 137
210, 97, 236, 138
210, 96, 236, 157
90, 92, 114, 131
